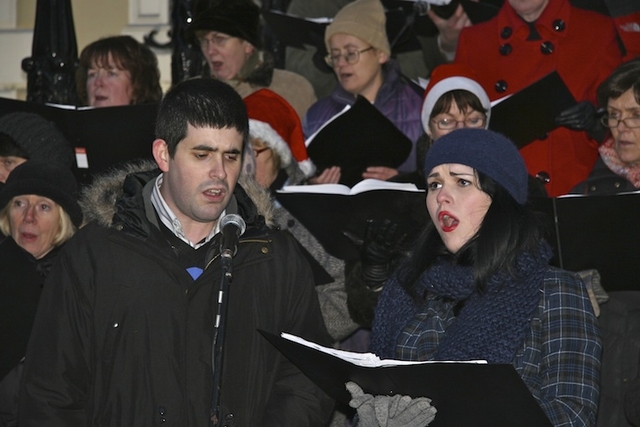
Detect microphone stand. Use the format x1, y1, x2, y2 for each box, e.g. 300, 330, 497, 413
210, 250, 235, 427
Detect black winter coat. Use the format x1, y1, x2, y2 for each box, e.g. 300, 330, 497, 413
0, 237, 47, 380
19, 165, 334, 426
570, 157, 638, 195
0, 237, 61, 427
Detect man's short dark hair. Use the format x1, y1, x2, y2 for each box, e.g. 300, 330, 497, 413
155, 77, 249, 158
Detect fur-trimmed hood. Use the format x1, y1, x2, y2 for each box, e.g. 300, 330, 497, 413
80, 159, 276, 229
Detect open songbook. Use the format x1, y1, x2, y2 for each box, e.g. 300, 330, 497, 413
261, 331, 552, 427
279, 332, 487, 367
276, 180, 428, 260
279, 178, 422, 196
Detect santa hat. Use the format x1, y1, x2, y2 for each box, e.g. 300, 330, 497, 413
244, 89, 316, 177
421, 63, 491, 133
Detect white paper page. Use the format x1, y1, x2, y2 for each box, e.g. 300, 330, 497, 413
304, 104, 351, 147
350, 179, 421, 194
277, 179, 422, 196
277, 183, 351, 195
281, 333, 487, 367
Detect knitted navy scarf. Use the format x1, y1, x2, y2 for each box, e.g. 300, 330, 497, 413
371, 242, 553, 364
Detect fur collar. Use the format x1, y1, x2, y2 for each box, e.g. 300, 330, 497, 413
80, 159, 276, 228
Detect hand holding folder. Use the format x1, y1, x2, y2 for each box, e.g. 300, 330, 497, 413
488, 71, 576, 149
347, 381, 437, 427
261, 331, 552, 427
305, 96, 413, 188
276, 179, 428, 260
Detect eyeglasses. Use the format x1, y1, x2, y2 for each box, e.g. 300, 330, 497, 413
197, 33, 232, 49
252, 146, 271, 158
324, 47, 374, 67
600, 114, 640, 129
431, 117, 486, 130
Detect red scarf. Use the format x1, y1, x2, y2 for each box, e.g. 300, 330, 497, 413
598, 137, 640, 188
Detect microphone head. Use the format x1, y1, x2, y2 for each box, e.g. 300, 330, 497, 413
220, 213, 247, 237
413, 0, 431, 15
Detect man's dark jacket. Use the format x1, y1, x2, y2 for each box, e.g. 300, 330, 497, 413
19, 162, 334, 426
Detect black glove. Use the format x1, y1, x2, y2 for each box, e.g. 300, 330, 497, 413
360, 219, 407, 290
555, 101, 607, 143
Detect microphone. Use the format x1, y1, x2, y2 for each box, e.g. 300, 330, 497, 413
413, 0, 431, 16
219, 214, 246, 259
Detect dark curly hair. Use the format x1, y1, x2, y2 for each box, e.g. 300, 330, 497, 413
76, 35, 162, 106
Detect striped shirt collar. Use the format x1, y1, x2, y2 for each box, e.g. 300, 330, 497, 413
150, 174, 222, 249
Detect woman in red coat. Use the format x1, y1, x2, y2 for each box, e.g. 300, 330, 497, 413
455, 0, 623, 196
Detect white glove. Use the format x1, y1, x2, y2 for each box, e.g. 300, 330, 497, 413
346, 381, 437, 427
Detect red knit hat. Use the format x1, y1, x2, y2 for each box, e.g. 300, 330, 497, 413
421, 63, 491, 134
244, 89, 315, 177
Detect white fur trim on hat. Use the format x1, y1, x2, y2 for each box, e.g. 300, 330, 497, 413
420, 76, 492, 134
249, 119, 293, 167
297, 158, 316, 178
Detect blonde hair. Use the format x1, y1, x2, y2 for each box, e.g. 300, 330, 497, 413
0, 201, 77, 247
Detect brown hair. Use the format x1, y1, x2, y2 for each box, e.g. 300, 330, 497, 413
76, 35, 162, 106
597, 57, 640, 107
430, 90, 487, 119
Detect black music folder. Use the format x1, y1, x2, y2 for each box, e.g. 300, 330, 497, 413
531, 193, 640, 292
385, 0, 502, 26
305, 96, 413, 188
459, 0, 503, 23
261, 331, 552, 427
275, 179, 428, 261
489, 71, 577, 149
0, 97, 157, 185
262, 10, 328, 53
262, 8, 422, 57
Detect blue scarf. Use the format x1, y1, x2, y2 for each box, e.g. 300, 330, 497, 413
371, 243, 553, 364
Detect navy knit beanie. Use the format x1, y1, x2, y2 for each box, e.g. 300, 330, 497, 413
0, 159, 83, 227
423, 128, 528, 205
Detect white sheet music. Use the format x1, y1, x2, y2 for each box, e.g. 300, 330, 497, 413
281, 333, 487, 368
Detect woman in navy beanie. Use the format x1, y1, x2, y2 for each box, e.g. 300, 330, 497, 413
349, 129, 601, 426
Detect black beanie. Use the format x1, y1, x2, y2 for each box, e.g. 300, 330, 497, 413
0, 160, 83, 227
0, 112, 75, 168
189, 0, 261, 48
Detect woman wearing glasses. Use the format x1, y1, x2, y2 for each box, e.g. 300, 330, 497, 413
302, 0, 424, 185
189, 0, 316, 120
571, 58, 640, 196
421, 63, 491, 143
